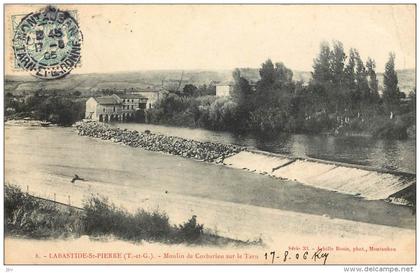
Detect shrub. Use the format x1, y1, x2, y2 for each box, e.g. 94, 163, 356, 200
248, 107, 286, 133
83, 195, 176, 242
5, 186, 258, 246
207, 97, 238, 130
368, 116, 409, 140
83, 195, 130, 236
6, 94, 85, 126
5, 184, 82, 238
178, 215, 204, 243
4, 184, 27, 218
81, 196, 208, 243
130, 209, 173, 241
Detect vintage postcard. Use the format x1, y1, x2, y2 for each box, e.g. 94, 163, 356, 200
2, 3, 417, 268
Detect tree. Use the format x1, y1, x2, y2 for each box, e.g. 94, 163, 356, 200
231, 68, 254, 129
330, 40, 347, 87
256, 59, 294, 106
366, 57, 380, 103
182, 84, 198, 97
409, 88, 416, 113
231, 69, 252, 104
257, 60, 294, 90
383, 52, 400, 116
259, 59, 276, 86
274, 62, 294, 86
196, 84, 215, 96
208, 97, 238, 130
312, 41, 332, 85
344, 48, 357, 90
232, 68, 241, 82
354, 51, 369, 103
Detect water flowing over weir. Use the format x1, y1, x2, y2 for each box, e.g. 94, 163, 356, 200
75, 121, 414, 204
223, 151, 415, 201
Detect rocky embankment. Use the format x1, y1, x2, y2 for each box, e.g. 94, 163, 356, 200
74, 121, 245, 162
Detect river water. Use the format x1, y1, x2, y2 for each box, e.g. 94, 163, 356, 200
4, 124, 415, 260
112, 123, 416, 174
5, 124, 415, 232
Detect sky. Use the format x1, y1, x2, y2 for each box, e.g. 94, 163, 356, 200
4, 4, 416, 75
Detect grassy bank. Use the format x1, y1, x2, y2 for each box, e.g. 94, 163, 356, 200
5, 184, 260, 246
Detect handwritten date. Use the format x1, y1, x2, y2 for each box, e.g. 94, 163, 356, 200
264, 249, 329, 265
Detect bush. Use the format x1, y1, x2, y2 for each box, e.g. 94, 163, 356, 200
5, 186, 259, 246
5, 184, 82, 238
82, 195, 200, 243
248, 107, 286, 133
5, 94, 85, 126
82, 195, 129, 236
4, 184, 27, 218
130, 209, 173, 241
367, 115, 410, 140
147, 93, 198, 127
178, 215, 204, 243
207, 97, 238, 130
148, 93, 242, 131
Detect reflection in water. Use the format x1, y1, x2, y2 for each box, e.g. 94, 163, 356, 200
112, 123, 415, 173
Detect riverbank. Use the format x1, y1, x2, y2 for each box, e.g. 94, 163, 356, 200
75, 121, 245, 163
5, 118, 56, 127
5, 184, 256, 246
113, 121, 415, 174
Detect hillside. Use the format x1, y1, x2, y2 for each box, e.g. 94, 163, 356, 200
5, 71, 232, 96
5, 69, 414, 96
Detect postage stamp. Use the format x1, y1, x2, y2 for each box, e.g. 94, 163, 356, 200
12, 6, 83, 79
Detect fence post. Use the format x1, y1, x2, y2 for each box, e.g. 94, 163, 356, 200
26, 185, 29, 193
68, 195, 71, 206
54, 193, 56, 202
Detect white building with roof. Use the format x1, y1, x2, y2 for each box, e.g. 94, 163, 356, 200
215, 82, 234, 97
85, 94, 148, 122
130, 88, 161, 109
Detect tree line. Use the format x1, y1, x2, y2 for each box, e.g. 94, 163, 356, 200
5, 91, 85, 126
148, 40, 415, 139
5, 40, 415, 138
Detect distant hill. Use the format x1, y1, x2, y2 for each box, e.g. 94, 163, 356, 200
235, 68, 312, 84
5, 68, 414, 96
5, 70, 232, 96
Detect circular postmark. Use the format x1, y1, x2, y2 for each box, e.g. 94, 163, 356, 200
12, 6, 83, 79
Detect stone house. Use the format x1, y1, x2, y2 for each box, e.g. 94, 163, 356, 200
85, 94, 148, 122
215, 82, 234, 97
130, 88, 161, 109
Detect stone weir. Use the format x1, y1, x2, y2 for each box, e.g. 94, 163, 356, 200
74, 121, 245, 163
224, 150, 415, 203
74, 121, 415, 204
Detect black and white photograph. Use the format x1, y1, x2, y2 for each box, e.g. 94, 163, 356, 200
2, 2, 417, 270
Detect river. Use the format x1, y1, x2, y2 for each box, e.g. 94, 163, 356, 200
111, 123, 416, 174
5, 123, 414, 233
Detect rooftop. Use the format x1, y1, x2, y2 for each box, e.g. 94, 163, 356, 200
118, 94, 147, 99
215, 81, 234, 86
94, 94, 121, 105
133, 89, 160, 93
